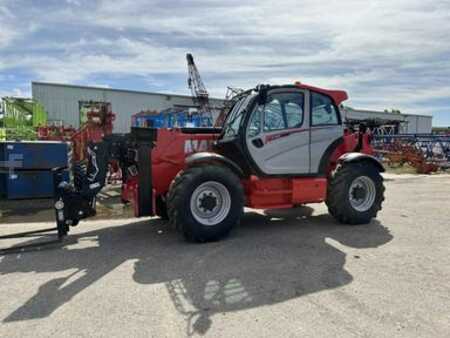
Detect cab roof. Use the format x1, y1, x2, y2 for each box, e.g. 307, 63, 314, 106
251, 82, 349, 106
294, 81, 348, 106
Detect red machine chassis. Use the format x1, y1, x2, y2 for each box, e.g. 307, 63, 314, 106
123, 128, 373, 216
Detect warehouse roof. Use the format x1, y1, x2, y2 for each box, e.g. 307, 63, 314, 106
343, 106, 432, 119
32, 81, 224, 102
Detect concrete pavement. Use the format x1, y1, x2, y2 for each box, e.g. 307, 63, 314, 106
0, 174, 449, 337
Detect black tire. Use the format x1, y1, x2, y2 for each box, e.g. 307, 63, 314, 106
326, 162, 385, 225
155, 196, 169, 220
167, 165, 244, 242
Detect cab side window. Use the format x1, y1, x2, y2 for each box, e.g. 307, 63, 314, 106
264, 99, 285, 131
247, 107, 262, 138
262, 92, 304, 132
311, 92, 340, 126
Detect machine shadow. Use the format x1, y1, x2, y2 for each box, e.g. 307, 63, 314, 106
0, 207, 393, 335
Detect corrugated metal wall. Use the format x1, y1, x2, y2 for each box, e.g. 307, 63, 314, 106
401, 114, 433, 134
32, 82, 224, 133
343, 107, 432, 134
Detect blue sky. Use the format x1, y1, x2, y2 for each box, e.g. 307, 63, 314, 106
0, 0, 449, 126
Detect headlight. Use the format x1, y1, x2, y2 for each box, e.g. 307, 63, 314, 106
55, 200, 65, 210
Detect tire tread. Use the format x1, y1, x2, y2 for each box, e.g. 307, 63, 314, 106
167, 165, 244, 242
326, 162, 385, 224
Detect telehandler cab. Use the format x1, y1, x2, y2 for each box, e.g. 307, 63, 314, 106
52, 82, 385, 243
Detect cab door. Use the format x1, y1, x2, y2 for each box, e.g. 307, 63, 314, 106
309, 91, 344, 173
245, 89, 310, 175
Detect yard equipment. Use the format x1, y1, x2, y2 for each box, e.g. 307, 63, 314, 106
38, 101, 114, 162
186, 53, 214, 126
373, 134, 450, 173
70, 102, 115, 162
49, 82, 385, 244
0, 97, 48, 140
37, 124, 77, 142
38, 102, 119, 184
132, 108, 213, 129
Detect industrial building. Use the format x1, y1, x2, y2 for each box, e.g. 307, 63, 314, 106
32, 82, 433, 134
32, 82, 224, 133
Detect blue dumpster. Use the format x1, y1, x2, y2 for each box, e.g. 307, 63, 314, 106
1, 170, 69, 199
0, 141, 68, 170
0, 141, 69, 199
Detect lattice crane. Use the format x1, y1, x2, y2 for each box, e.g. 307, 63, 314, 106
186, 53, 213, 125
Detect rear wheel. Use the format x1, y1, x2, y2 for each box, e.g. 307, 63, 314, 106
167, 165, 244, 242
326, 162, 384, 224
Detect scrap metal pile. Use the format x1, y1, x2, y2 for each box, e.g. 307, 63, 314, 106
372, 134, 450, 174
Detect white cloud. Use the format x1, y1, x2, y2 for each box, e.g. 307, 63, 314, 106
0, 0, 449, 121
0, 87, 30, 98
0, 5, 18, 48
65, 0, 81, 6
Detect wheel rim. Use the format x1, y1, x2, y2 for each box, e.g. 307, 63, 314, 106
348, 176, 376, 212
190, 181, 231, 226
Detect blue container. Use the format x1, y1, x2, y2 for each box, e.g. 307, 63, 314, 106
132, 111, 213, 129
0, 141, 68, 170
2, 170, 69, 199
133, 114, 167, 128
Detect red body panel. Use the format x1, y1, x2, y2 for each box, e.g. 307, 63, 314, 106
151, 129, 218, 195
124, 129, 219, 216
325, 131, 373, 175
292, 178, 327, 204
243, 176, 327, 209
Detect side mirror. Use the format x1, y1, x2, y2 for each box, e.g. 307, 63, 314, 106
256, 85, 268, 105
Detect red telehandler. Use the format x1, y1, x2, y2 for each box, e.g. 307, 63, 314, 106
47, 82, 385, 244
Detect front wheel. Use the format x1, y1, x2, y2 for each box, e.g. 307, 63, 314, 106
326, 162, 385, 225
167, 165, 244, 242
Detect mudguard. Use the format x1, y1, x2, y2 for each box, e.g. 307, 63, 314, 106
186, 152, 244, 177
338, 152, 385, 172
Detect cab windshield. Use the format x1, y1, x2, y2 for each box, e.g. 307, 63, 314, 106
222, 94, 256, 139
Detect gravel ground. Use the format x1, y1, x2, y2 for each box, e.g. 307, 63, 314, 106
0, 174, 449, 337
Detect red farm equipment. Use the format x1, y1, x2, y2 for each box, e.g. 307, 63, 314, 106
37, 102, 120, 184
372, 134, 450, 174
37, 125, 77, 142
47, 82, 386, 244
39, 102, 115, 162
